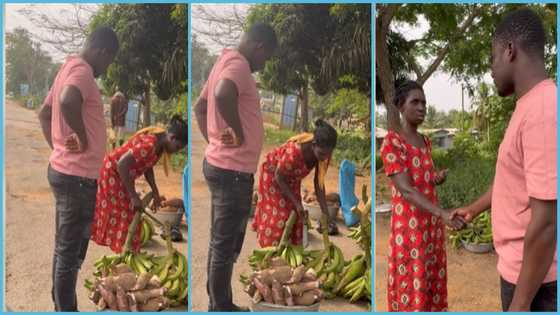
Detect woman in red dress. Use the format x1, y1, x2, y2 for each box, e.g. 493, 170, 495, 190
91, 115, 188, 253
380, 81, 465, 312
252, 119, 337, 247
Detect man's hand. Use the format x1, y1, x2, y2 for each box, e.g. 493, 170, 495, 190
64, 133, 87, 153
434, 169, 448, 185
439, 209, 466, 230
450, 207, 477, 223
220, 127, 242, 147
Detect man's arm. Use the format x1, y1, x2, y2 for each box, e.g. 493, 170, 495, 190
194, 95, 209, 143
508, 197, 556, 311
451, 184, 493, 222
39, 104, 53, 149
59, 85, 88, 151
214, 79, 243, 145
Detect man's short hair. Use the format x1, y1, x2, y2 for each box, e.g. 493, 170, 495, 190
494, 8, 546, 59
246, 22, 278, 51
86, 26, 119, 54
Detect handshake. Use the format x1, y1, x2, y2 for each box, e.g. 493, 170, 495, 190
438, 206, 478, 230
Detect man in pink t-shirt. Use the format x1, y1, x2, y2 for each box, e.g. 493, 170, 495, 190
452, 9, 557, 312
194, 22, 277, 311
38, 26, 118, 311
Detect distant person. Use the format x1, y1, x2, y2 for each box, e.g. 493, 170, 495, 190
451, 8, 557, 312
38, 26, 119, 311
381, 80, 464, 312
91, 115, 188, 253
252, 119, 337, 247
110, 91, 128, 148
194, 22, 277, 311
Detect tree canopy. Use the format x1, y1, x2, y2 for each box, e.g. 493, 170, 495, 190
6, 28, 59, 98
376, 4, 557, 107
246, 4, 371, 131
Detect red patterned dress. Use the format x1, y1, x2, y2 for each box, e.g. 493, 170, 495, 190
91, 133, 161, 253
252, 141, 311, 247
380, 130, 448, 312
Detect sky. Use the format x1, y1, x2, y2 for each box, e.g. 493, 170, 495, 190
191, 4, 250, 55
6, 4, 494, 113
5, 4, 96, 62
391, 15, 492, 113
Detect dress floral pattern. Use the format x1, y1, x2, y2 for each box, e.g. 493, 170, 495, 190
91, 134, 160, 253
252, 142, 311, 247
380, 130, 448, 312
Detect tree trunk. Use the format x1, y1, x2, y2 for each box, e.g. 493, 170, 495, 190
143, 82, 151, 127
376, 4, 400, 132
299, 84, 309, 132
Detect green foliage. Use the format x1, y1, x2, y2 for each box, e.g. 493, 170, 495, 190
431, 148, 452, 170
247, 4, 370, 96
375, 153, 383, 171
170, 151, 187, 171
264, 127, 371, 168
15, 94, 44, 109
264, 127, 296, 146
437, 157, 495, 209
332, 131, 371, 167
151, 93, 187, 124
471, 82, 516, 154
446, 132, 482, 163
6, 28, 57, 98
376, 4, 556, 103
89, 4, 187, 100
192, 36, 217, 91
310, 86, 369, 130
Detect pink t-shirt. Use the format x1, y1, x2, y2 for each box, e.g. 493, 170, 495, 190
202, 49, 264, 174
492, 79, 557, 284
46, 56, 107, 179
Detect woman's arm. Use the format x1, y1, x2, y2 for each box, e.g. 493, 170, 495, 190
314, 166, 328, 215
144, 167, 162, 210
275, 168, 304, 214
117, 152, 143, 211
390, 172, 464, 229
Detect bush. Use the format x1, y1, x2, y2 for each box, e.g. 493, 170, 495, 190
332, 131, 371, 167
170, 152, 187, 171
437, 157, 495, 209
264, 127, 296, 146
264, 127, 371, 168
16, 94, 44, 109
431, 148, 452, 170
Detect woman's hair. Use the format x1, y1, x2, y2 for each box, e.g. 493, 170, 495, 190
167, 114, 188, 145
393, 80, 424, 108
313, 119, 337, 149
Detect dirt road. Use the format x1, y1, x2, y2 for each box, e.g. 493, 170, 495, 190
190, 120, 370, 311
374, 174, 501, 311
4, 99, 187, 311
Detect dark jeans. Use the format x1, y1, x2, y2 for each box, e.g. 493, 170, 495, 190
47, 165, 97, 312
203, 159, 254, 311
501, 277, 557, 312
